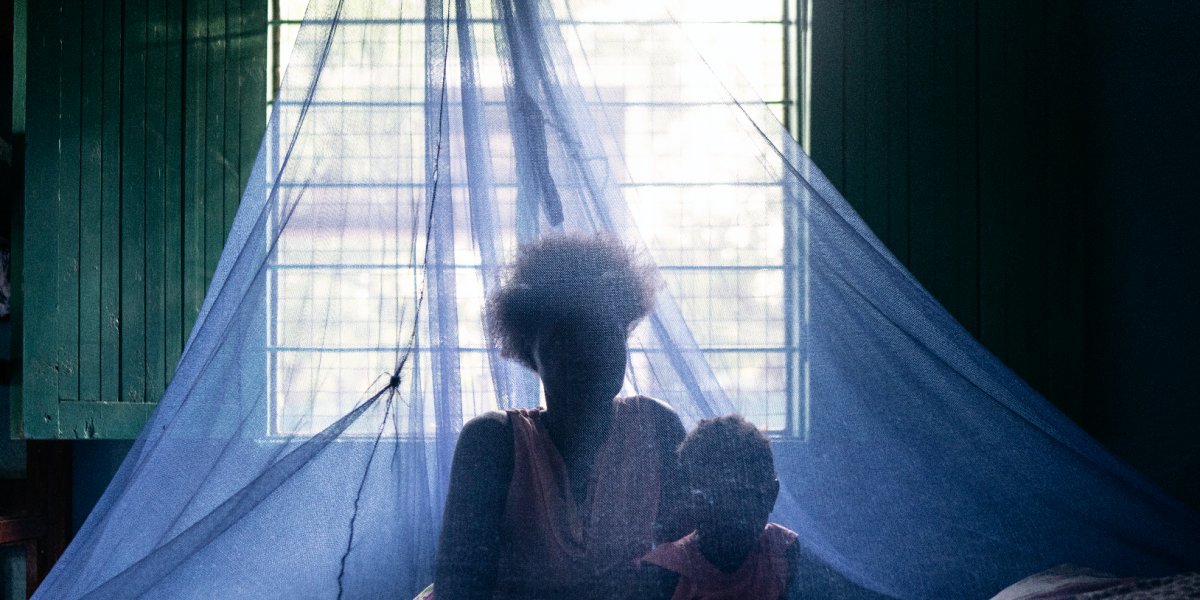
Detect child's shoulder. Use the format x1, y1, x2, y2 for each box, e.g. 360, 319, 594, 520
765, 522, 800, 542
639, 531, 698, 572
765, 522, 801, 559
636, 535, 693, 600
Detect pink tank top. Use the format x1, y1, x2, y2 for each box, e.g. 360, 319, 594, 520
494, 396, 662, 599
640, 523, 799, 600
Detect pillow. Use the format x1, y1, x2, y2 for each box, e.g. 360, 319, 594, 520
988, 565, 1135, 600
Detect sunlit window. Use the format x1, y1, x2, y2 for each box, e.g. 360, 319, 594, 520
264, 0, 811, 437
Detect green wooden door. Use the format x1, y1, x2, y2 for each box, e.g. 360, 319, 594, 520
13, 0, 266, 439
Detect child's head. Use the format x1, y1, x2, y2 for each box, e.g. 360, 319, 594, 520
679, 415, 780, 559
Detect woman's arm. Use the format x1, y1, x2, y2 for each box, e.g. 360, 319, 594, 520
648, 398, 692, 544
433, 411, 515, 600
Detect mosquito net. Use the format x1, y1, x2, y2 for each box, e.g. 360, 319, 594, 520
32, 0, 1200, 598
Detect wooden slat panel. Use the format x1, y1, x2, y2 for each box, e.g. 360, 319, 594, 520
885, 0, 908, 263
861, 0, 889, 247
1020, 0, 1050, 395
997, 0, 1033, 387
205, 0, 227, 287
22, 0, 62, 438
56, 0, 83, 403
906, 0, 936, 290
165, 0, 186, 380
184, 0, 208, 345
100, 0, 122, 404
953, 0, 979, 337
1043, 0, 1084, 417
21, 0, 266, 436
11, 121, 25, 436
145, 0, 168, 403
841, 0, 866, 220
58, 401, 157, 439
78, 0, 105, 402
976, 0, 1008, 363
931, 0, 957, 316
239, 0, 267, 198
121, 0, 148, 404
806, 0, 1085, 414
225, 0, 243, 235
810, 0, 844, 190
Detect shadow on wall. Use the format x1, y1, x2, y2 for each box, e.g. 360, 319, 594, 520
71, 439, 134, 535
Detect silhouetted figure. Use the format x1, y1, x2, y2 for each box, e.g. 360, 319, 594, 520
636, 415, 895, 600
434, 234, 691, 600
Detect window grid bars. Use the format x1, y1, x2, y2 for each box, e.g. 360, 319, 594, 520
264, 2, 809, 437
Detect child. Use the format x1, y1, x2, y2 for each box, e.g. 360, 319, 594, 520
636, 415, 893, 600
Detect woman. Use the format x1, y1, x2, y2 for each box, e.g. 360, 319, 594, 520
434, 234, 691, 600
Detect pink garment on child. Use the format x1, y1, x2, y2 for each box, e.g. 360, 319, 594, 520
494, 395, 662, 599
641, 523, 799, 600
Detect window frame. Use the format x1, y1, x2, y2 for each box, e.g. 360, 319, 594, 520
263, 0, 813, 438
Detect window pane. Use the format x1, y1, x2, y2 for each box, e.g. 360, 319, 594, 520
265, 0, 805, 435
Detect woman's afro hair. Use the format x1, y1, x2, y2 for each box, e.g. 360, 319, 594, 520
485, 233, 660, 371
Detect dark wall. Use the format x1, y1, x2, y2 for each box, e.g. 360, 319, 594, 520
812, 0, 1200, 511
1083, 1, 1200, 512
71, 439, 133, 535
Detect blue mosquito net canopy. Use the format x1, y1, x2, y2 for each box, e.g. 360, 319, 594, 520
33, 0, 1200, 598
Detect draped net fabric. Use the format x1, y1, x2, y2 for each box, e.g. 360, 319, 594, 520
34, 0, 1200, 598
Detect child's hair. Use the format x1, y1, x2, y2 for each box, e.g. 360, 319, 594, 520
679, 414, 775, 484
485, 233, 660, 371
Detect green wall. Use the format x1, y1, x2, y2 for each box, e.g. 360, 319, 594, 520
811, 0, 1086, 421
810, 0, 1200, 512
15, 0, 266, 439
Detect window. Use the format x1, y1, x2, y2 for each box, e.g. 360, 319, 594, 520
264, 0, 811, 437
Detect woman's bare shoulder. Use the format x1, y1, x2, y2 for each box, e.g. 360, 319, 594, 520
626, 395, 686, 440
625, 395, 678, 415
456, 410, 515, 453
